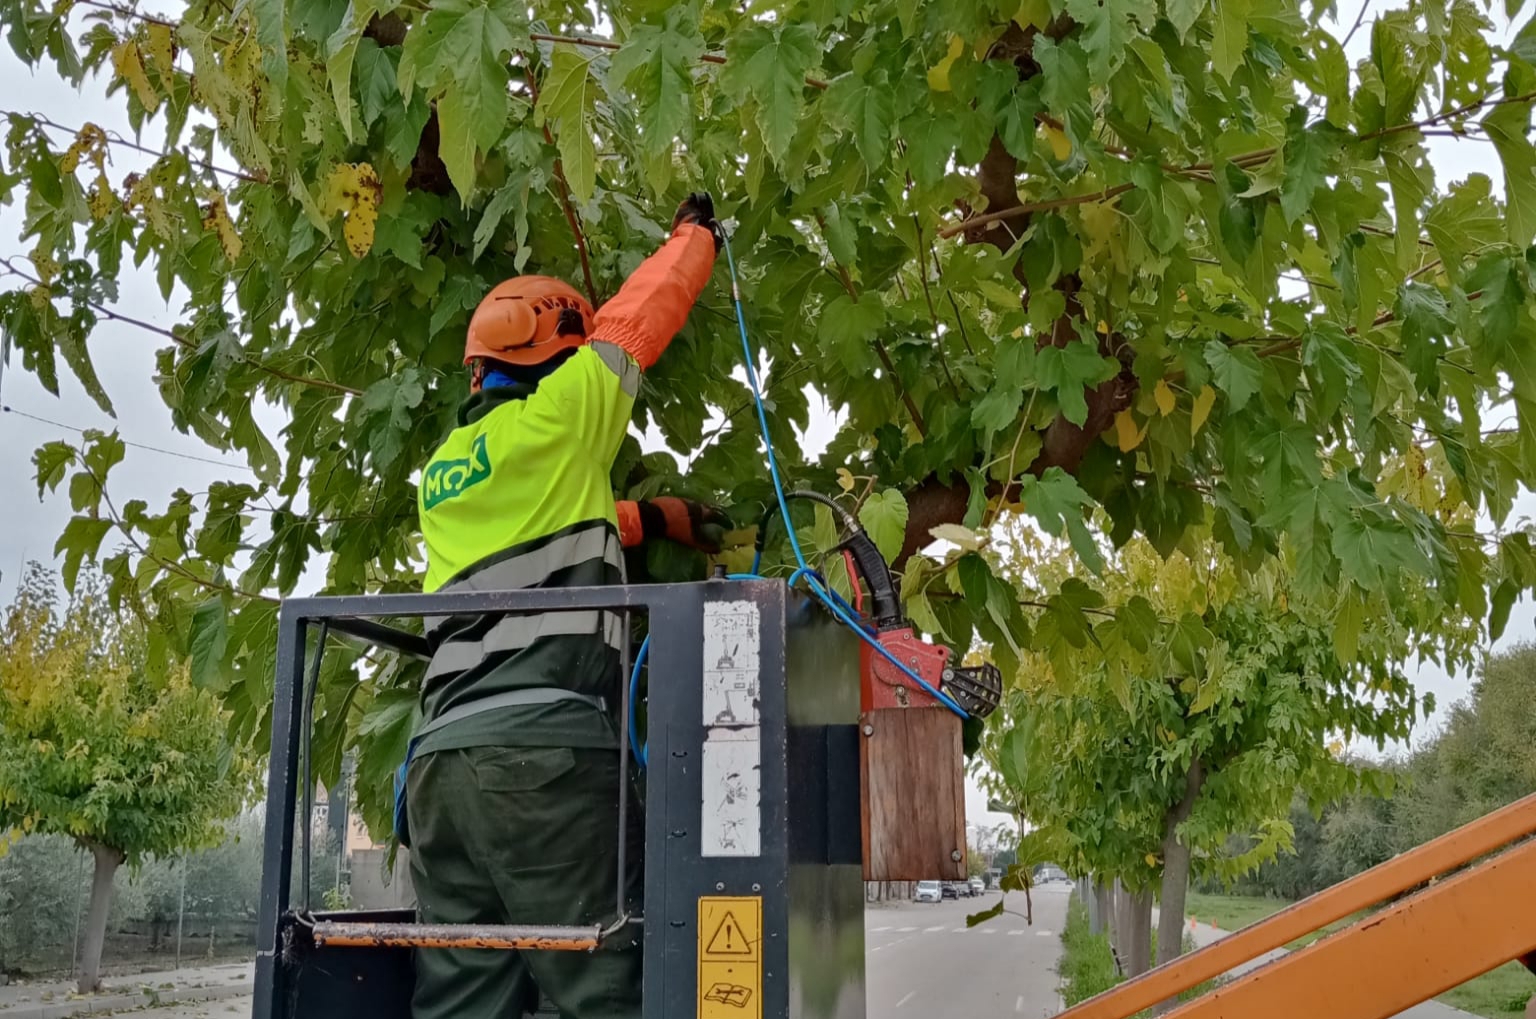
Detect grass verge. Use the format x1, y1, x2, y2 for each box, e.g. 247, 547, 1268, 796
1058, 894, 1216, 1016
1183, 891, 1360, 948
1184, 892, 1535, 1017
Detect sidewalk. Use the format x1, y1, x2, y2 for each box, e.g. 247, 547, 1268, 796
0, 962, 252, 1019
1175, 913, 1477, 1019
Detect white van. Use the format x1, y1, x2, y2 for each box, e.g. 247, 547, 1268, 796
915, 880, 942, 903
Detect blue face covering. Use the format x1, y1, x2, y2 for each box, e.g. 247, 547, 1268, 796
480, 349, 577, 392
481, 367, 521, 390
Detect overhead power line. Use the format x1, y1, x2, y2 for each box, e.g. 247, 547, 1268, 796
1, 404, 256, 473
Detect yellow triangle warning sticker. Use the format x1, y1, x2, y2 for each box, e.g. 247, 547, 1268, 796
705, 912, 754, 956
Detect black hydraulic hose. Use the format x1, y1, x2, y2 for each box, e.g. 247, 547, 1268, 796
753, 490, 859, 562
754, 490, 903, 628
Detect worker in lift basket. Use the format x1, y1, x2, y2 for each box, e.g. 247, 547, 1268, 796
407, 194, 728, 1019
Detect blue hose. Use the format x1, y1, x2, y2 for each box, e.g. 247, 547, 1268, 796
627, 635, 650, 769
720, 234, 967, 720
628, 231, 969, 769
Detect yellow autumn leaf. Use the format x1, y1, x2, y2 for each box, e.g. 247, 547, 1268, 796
1114, 409, 1146, 452
111, 40, 159, 112
144, 23, 176, 82
1145, 852, 1158, 867
88, 173, 116, 220
1154, 379, 1176, 416
201, 193, 243, 261
1191, 384, 1217, 437
1043, 124, 1072, 160
927, 35, 964, 92
324, 162, 382, 258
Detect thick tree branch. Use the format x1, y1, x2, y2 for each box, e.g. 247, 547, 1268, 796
942, 91, 1536, 241
528, 33, 831, 89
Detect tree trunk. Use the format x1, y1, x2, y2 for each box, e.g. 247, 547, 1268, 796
1093, 880, 1113, 938
1153, 759, 1208, 1012
1111, 879, 1130, 972
1125, 887, 1153, 978
78, 841, 124, 994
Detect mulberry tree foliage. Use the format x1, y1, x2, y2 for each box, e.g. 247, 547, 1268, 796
5, 0, 1536, 831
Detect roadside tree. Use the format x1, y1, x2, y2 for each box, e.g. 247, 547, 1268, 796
3, 0, 1536, 830
0, 566, 253, 991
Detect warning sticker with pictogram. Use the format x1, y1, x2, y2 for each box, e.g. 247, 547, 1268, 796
698, 896, 762, 1019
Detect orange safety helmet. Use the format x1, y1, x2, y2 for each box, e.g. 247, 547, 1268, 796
464, 276, 596, 369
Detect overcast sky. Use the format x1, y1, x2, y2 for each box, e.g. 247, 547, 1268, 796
2, 3, 1534, 838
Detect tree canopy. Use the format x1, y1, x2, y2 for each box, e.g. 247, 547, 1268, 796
4, 0, 1536, 831
0, 564, 253, 988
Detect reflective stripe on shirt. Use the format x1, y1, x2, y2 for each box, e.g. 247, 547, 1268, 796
424, 610, 625, 681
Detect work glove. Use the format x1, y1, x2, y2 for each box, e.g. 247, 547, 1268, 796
673, 192, 725, 253
617, 497, 733, 554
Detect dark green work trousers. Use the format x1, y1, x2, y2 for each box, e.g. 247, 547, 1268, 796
407, 745, 643, 1019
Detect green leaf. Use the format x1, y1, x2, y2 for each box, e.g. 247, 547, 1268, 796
720, 23, 819, 162
818, 293, 885, 373
1036, 338, 1118, 427
1384, 141, 1432, 273
54, 515, 112, 590
188, 599, 230, 691
1482, 99, 1536, 247
966, 898, 1005, 927
1489, 578, 1519, 640
1333, 586, 1365, 665
1016, 468, 1104, 573
353, 39, 401, 130
324, 0, 383, 141
473, 179, 524, 261
33, 441, 76, 497
1204, 341, 1263, 411
1424, 175, 1505, 283
534, 46, 598, 203
1063, 0, 1151, 79
823, 70, 894, 171
1212, 0, 1251, 82
610, 13, 702, 191
396, 0, 523, 199
240, 0, 289, 93
1167, 0, 1206, 40
858, 489, 909, 564
1280, 115, 1338, 226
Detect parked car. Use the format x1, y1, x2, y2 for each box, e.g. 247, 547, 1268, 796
915, 880, 942, 903
968, 876, 985, 896
941, 881, 963, 899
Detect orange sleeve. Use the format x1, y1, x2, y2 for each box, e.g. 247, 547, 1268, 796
616, 499, 643, 548
590, 223, 717, 370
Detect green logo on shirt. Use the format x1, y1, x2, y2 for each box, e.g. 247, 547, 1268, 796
422, 434, 491, 510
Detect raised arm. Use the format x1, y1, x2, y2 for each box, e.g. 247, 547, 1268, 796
589, 196, 721, 369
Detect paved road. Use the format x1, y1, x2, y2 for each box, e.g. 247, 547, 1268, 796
866, 882, 1070, 1018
